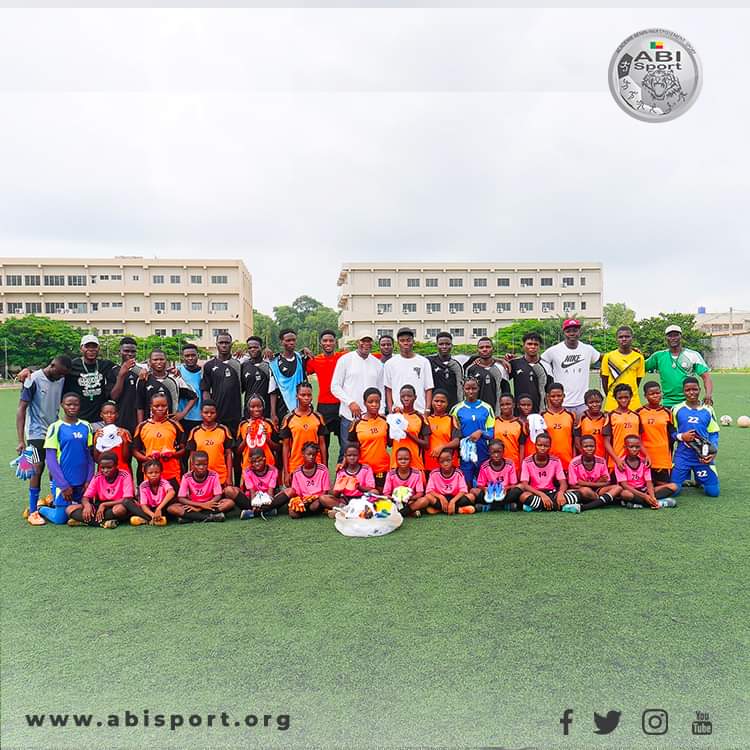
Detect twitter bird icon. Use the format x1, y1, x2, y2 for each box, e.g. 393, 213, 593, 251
593, 710, 621, 734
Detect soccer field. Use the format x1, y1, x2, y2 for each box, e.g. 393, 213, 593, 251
1, 376, 749, 749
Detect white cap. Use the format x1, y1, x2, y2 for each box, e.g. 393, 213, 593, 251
358, 331, 375, 341
80, 334, 100, 346
664, 325, 682, 335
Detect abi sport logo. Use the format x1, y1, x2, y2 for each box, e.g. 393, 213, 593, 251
608, 29, 702, 122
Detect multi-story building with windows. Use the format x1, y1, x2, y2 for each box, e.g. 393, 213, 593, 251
337, 262, 603, 344
0, 257, 252, 349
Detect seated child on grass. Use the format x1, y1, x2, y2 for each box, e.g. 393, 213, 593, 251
471, 439, 522, 511
126, 458, 174, 526
424, 447, 475, 515
67, 451, 132, 528
224, 447, 285, 519
617, 435, 678, 509
167, 450, 235, 523
517, 432, 575, 512
561, 435, 622, 513
275, 442, 335, 519
382, 446, 427, 517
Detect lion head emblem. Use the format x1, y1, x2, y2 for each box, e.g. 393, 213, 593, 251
641, 69, 687, 112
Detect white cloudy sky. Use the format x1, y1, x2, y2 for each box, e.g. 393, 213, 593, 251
0, 8, 748, 317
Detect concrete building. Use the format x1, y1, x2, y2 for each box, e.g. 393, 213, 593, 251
0, 257, 252, 349
337, 262, 603, 344
695, 309, 750, 336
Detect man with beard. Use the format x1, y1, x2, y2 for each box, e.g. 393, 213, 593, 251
427, 331, 464, 409
501, 331, 552, 413
463, 336, 510, 416
107, 336, 145, 436
64, 335, 116, 427
201, 332, 243, 437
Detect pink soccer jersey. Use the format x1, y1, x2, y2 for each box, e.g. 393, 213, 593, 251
567, 456, 610, 486
476, 459, 518, 489
334, 465, 376, 497
243, 465, 279, 495
290, 464, 330, 498
615, 458, 652, 489
520, 456, 565, 491
382, 469, 424, 496
178, 470, 222, 502
426, 468, 468, 496
139, 478, 174, 508
84, 470, 134, 502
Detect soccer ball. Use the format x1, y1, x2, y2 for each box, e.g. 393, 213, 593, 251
737, 415, 750, 428
719, 415, 733, 426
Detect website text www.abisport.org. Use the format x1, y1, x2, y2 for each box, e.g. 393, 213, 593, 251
24, 709, 290, 732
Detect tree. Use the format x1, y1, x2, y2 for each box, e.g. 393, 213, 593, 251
261, 297, 341, 352
603, 302, 636, 329
252, 309, 279, 348
0, 315, 84, 371
633, 313, 709, 357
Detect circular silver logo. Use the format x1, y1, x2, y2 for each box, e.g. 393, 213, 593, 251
609, 28, 702, 122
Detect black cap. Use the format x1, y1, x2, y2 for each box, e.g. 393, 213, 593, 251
396, 327, 415, 338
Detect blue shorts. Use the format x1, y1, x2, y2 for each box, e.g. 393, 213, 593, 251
671, 455, 720, 497
50, 483, 86, 507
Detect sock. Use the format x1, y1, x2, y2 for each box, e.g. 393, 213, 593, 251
29, 487, 41, 513
599, 492, 614, 505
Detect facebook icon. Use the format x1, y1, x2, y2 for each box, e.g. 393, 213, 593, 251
560, 709, 574, 735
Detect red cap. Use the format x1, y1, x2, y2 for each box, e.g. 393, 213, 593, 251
562, 318, 581, 330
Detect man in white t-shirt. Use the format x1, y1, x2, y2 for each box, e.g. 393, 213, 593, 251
541, 319, 600, 417
384, 328, 435, 414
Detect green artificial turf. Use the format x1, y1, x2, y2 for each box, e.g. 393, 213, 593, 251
1, 376, 749, 749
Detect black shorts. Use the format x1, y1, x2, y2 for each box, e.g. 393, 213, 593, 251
651, 468, 671, 484
28, 439, 46, 469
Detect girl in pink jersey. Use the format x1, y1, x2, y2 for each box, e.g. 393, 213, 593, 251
382, 446, 428, 517
68, 452, 132, 528
425, 448, 474, 515
127, 458, 174, 526
616, 435, 678, 509
331, 444, 376, 507
561, 435, 622, 513
517, 432, 572, 512
275, 442, 335, 519
224, 448, 286, 520
167, 451, 235, 523
472, 439, 522, 511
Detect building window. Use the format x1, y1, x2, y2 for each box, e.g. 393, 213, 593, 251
133, 305, 140, 313
44, 275, 65, 286
497, 277, 510, 287
377, 278, 391, 288
448, 302, 465, 314
472, 302, 487, 313
101, 329, 111, 335
170, 275, 181, 284
111, 301, 123, 309
449, 327, 465, 338
211, 328, 229, 337
520, 302, 534, 313
132, 274, 140, 281
111, 274, 122, 281
210, 275, 228, 284
402, 303, 417, 314
406, 278, 420, 288
426, 303, 441, 313
67, 275, 87, 286
496, 302, 511, 313
211, 302, 229, 312
191, 302, 203, 311
7, 302, 23, 314
68, 302, 87, 313
580, 277, 587, 286
112, 328, 124, 335
562, 276, 574, 287
45, 302, 65, 314
580, 301, 587, 311
425, 328, 441, 339
473, 278, 487, 288
542, 301, 555, 313
25, 302, 42, 314
99, 302, 109, 308
99, 274, 109, 281
376, 328, 394, 338
376, 303, 392, 315
520, 277, 533, 288
541, 277, 553, 287
425, 278, 438, 288
448, 278, 463, 288
171, 302, 182, 311
190, 275, 202, 284
6, 275, 22, 286
171, 328, 182, 336
25, 275, 41, 286
154, 328, 167, 337
472, 327, 488, 338
154, 302, 166, 312
192, 328, 203, 338
563, 301, 576, 312
152, 275, 164, 284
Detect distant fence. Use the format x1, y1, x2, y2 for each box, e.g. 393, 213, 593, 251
705, 331, 750, 369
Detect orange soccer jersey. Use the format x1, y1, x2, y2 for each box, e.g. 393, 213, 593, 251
187, 424, 234, 484
604, 409, 640, 468
133, 418, 184, 481
637, 405, 673, 470
576, 412, 608, 459
348, 416, 390, 474
390, 411, 429, 471
94, 426, 132, 473
493, 417, 525, 473
424, 414, 459, 472
279, 409, 326, 474
542, 409, 576, 470
237, 418, 277, 471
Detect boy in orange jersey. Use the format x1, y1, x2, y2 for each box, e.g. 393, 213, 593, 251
603, 383, 649, 474
186, 399, 234, 487
637, 381, 675, 484
541, 383, 577, 470
575, 389, 608, 460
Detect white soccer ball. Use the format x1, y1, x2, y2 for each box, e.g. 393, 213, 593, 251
737, 415, 750, 428
719, 415, 733, 426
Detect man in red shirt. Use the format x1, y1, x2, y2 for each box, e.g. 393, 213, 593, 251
305, 329, 346, 456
